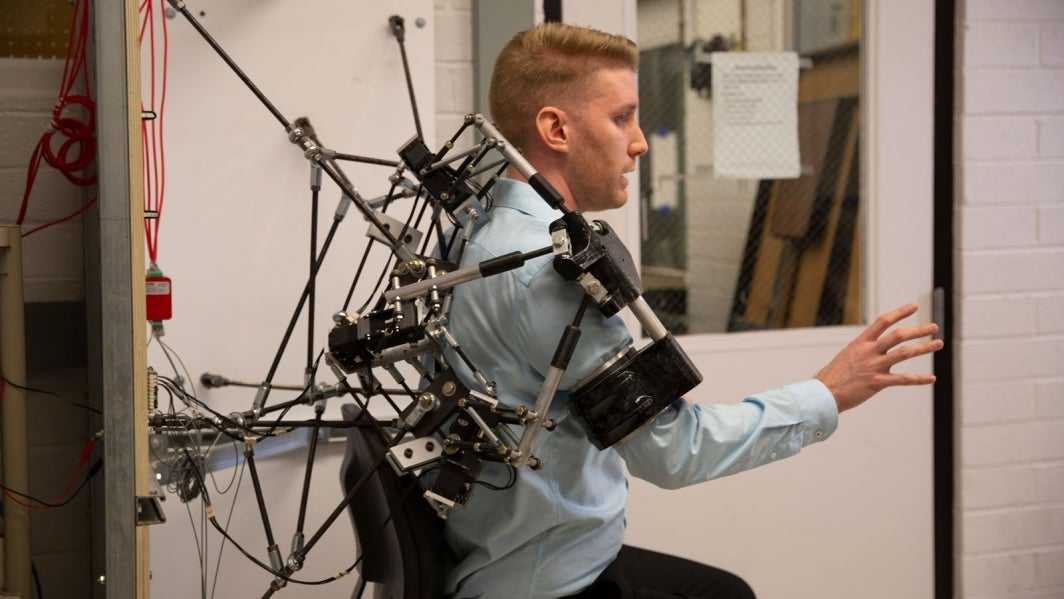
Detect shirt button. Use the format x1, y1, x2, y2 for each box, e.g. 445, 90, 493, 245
814, 430, 823, 439
769, 451, 777, 460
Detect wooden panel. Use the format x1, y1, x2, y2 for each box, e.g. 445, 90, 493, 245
798, 43, 860, 103
787, 100, 859, 327
770, 99, 841, 239
120, 0, 151, 595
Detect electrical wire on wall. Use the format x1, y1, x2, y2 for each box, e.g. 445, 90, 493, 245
13, 0, 97, 238
148, 337, 247, 599
0, 376, 103, 512
139, 0, 174, 336
0, 372, 102, 599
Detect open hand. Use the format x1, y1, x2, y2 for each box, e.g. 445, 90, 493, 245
815, 303, 943, 413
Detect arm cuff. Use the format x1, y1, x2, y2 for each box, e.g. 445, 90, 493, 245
783, 378, 839, 445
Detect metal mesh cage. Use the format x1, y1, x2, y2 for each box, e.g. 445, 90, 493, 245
637, 0, 862, 335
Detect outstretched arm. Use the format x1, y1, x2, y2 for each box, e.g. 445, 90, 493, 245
816, 302, 943, 413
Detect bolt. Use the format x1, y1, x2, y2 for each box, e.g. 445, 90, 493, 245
419, 392, 438, 410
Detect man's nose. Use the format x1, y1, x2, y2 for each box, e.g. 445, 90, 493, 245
631, 126, 648, 157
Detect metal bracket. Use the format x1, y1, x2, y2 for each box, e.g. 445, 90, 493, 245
135, 494, 167, 526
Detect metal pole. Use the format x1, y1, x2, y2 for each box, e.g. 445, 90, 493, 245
0, 225, 32, 596
91, 1, 150, 596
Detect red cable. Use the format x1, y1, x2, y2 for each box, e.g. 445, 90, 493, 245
19, 196, 98, 239
140, 0, 168, 264
0, 377, 97, 510
16, 0, 97, 238
1, 438, 95, 511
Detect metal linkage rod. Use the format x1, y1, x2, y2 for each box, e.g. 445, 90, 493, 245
165, 0, 289, 130
331, 152, 400, 168
389, 15, 423, 140
243, 444, 286, 589
471, 114, 569, 213
513, 297, 589, 467
383, 246, 553, 304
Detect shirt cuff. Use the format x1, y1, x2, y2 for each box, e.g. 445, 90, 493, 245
783, 378, 839, 446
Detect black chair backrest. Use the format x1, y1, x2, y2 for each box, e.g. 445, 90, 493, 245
340, 403, 446, 599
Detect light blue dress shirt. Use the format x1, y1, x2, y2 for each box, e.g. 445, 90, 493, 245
440, 178, 839, 599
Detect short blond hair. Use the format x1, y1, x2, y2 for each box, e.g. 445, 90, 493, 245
488, 22, 638, 151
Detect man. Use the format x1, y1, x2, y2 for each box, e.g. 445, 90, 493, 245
439, 22, 942, 599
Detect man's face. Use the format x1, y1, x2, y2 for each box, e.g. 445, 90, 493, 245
564, 67, 648, 213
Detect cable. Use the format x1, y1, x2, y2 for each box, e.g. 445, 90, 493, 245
473, 463, 518, 491
15, 0, 97, 238
0, 402, 100, 511
155, 335, 194, 392
165, 395, 432, 592
139, 0, 169, 266
0, 373, 101, 415
181, 473, 208, 598
19, 197, 98, 239
1, 458, 103, 510
209, 457, 246, 599
32, 558, 44, 599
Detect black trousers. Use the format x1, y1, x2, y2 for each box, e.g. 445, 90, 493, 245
562, 545, 756, 599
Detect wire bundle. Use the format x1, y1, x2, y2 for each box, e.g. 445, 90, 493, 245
139, 0, 169, 267
15, 0, 98, 238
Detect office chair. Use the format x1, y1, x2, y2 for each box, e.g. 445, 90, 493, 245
340, 403, 446, 599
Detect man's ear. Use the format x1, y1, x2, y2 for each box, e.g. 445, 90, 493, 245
534, 106, 569, 154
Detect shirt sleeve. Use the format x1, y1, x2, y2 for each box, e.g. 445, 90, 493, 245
616, 378, 839, 490
515, 257, 632, 390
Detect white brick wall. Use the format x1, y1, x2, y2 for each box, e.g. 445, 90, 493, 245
434, 0, 475, 149
958, 1, 1064, 597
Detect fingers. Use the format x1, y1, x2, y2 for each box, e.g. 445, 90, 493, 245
862, 302, 919, 341
885, 371, 937, 387
884, 337, 944, 368
877, 321, 940, 354
869, 303, 944, 375
819, 302, 943, 412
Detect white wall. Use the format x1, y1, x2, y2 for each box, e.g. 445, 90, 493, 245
956, 1, 1064, 596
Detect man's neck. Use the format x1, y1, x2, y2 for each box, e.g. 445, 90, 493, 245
505, 164, 577, 211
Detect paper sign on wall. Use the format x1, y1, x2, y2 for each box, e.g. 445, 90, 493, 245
711, 52, 800, 179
